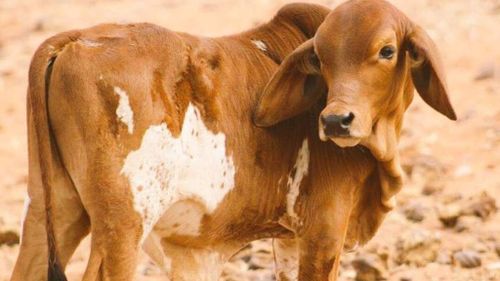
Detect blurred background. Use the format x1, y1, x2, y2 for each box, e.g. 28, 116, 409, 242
0, 0, 499, 280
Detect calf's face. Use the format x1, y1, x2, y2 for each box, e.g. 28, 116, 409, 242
254, 0, 456, 152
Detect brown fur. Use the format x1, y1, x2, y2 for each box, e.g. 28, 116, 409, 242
12, 1, 455, 281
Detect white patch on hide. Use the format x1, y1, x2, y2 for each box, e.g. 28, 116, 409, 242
286, 139, 309, 221
19, 195, 31, 243
114, 86, 134, 134
251, 40, 267, 52
121, 103, 236, 243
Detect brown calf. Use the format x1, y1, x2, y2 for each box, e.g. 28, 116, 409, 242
12, 1, 455, 280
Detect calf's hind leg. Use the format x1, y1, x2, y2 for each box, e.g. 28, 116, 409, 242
81, 168, 143, 281
10, 112, 90, 281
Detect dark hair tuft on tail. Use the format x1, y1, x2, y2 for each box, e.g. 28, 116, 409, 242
48, 262, 68, 281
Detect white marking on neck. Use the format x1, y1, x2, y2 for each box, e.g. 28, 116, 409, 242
251, 39, 267, 52
121, 103, 236, 243
114, 86, 134, 134
79, 39, 103, 47
19, 195, 31, 244
286, 139, 309, 221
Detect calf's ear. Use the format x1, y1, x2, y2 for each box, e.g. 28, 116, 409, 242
253, 39, 327, 127
406, 24, 457, 120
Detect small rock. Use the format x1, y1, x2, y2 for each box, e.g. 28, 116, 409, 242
495, 243, 500, 257
453, 250, 482, 268
474, 62, 495, 81
240, 254, 251, 263
352, 253, 387, 281
462, 192, 497, 220
0, 230, 20, 246
421, 181, 444, 196
375, 246, 390, 267
395, 229, 441, 267
437, 204, 461, 228
248, 261, 264, 271
400, 277, 412, 281
401, 154, 445, 182
403, 202, 427, 222
247, 253, 270, 270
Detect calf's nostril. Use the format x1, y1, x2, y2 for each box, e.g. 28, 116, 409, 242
321, 115, 328, 126
340, 112, 355, 128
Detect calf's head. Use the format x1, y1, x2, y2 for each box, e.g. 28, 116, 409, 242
254, 0, 456, 157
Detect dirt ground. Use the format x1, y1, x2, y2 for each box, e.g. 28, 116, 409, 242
0, 0, 499, 280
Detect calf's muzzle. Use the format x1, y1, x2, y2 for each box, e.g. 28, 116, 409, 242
321, 112, 355, 137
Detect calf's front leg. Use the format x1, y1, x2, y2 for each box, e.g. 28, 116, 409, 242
297, 195, 352, 281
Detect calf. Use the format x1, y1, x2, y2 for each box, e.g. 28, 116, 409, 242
12, 1, 455, 281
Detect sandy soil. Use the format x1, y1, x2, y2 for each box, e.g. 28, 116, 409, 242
0, 0, 499, 280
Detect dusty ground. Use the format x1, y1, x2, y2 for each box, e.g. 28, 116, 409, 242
0, 0, 499, 280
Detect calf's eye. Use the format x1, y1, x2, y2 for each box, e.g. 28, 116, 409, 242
309, 52, 321, 72
379, 46, 396, 60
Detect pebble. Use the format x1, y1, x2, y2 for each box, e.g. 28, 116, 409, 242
401, 154, 445, 183
352, 253, 387, 281
0, 230, 19, 246
403, 202, 427, 222
437, 204, 461, 228
421, 181, 444, 196
395, 229, 441, 267
462, 192, 497, 220
453, 250, 482, 268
